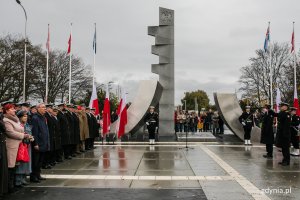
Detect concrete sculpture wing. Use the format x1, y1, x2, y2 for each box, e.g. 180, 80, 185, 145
213, 93, 261, 143
110, 80, 163, 135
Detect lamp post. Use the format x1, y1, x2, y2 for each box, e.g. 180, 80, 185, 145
16, 0, 27, 101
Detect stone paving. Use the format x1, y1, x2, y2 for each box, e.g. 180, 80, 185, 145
5, 141, 300, 200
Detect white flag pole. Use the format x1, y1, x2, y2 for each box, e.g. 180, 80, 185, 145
45, 24, 49, 104
293, 22, 297, 100
93, 23, 96, 85
68, 23, 72, 104
268, 22, 273, 108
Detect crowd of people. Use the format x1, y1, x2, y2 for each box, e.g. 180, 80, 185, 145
0, 101, 100, 197
174, 109, 224, 134
239, 103, 300, 166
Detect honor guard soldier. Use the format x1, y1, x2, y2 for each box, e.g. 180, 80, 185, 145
239, 106, 254, 145
144, 106, 159, 145
276, 102, 291, 166
260, 104, 275, 158
290, 107, 300, 156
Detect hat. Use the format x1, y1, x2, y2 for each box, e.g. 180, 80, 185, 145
279, 102, 289, 107
16, 110, 27, 118
245, 106, 251, 109
86, 107, 91, 110
56, 103, 65, 107
30, 105, 36, 109
1, 101, 14, 106
45, 104, 53, 108
149, 106, 155, 109
290, 107, 298, 111
20, 102, 31, 107
91, 108, 96, 111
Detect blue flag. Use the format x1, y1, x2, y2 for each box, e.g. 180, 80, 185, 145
264, 25, 270, 52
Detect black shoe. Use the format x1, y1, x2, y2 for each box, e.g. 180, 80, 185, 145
65, 156, 72, 160
15, 184, 24, 188
71, 154, 76, 157
38, 176, 46, 181
75, 151, 81, 155
263, 154, 273, 158
30, 177, 41, 183
56, 159, 63, 163
278, 161, 290, 166
80, 150, 86, 153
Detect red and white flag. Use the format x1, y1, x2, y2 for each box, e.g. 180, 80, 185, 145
102, 84, 111, 136
67, 34, 72, 54
89, 82, 99, 115
116, 91, 127, 138
291, 24, 295, 53
293, 87, 300, 116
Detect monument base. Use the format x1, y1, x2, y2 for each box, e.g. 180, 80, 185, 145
176, 132, 217, 142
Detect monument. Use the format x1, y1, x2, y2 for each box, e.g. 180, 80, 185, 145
148, 7, 175, 137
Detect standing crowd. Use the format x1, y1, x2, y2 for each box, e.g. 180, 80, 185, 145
0, 101, 100, 197
174, 109, 224, 134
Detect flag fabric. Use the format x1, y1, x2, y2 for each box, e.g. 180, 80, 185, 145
93, 25, 96, 54
291, 27, 295, 53
116, 91, 128, 138
67, 34, 72, 54
89, 82, 99, 115
264, 24, 270, 52
102, 84, 111, 135
46, 24, 50, 52
293, 87, 300, 116
275, 88, 281, 113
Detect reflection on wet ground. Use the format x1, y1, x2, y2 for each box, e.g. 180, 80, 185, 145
8, 143, 300, 199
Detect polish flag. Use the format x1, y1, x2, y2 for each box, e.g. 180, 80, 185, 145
89, 82, 99, 115
116, 91, 127, 138
67, 34, 72, 54
294, 88, 300, 116
102, 84, 111, 135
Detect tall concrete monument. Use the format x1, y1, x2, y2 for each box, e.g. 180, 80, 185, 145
148, 7, 175, 137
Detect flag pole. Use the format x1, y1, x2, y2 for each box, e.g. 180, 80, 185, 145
293, 22, 298, 108
68, 23, 72, 104
45, 24, 50, 104
268, 22, 273, 108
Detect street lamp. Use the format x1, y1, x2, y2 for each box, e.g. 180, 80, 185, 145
16, 0, 27, 101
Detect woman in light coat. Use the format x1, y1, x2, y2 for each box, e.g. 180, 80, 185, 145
3, 104, 30, 193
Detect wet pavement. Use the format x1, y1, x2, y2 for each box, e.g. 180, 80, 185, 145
4, 140, 300, 200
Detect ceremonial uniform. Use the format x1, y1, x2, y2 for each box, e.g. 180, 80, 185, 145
239, 109, 254, 145
144, 110, 159, 144
276, 109, 291, 165
57, 110, 72, 159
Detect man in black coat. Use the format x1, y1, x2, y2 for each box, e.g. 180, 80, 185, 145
65, 105, 76, 157
70, 105, 81, 154
57, 103, 72, 160
85, 107, 93, 150
44, 104, 56, 168
260, 104, 275, 158
90, 108, 100, 148
276, 102, 291, 166
239, 106, 254, 145
31, 103, 50, 182
144, 106, 159, 145
290, 107, 300, 156
51, 107, 63, 162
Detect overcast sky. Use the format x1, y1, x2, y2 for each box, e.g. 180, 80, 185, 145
1, 0, 300, 105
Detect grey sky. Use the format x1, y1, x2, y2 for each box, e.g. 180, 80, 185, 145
1, 0, 299, 105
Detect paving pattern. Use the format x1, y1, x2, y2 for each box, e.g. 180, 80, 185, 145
5, 141, 300, 200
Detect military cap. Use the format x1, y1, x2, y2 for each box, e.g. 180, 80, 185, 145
45, 104, 53, 108
20, 102, 31, 107
30, 105, 36, 109
91, 108, 96, 111
86, 107, 91, 110
279, 102, 289, 107
56, 103, 65, 107
149, 106, 155, 109
245, 106, 251, 109
290, 107, 298, 111
1, 101, 14, 106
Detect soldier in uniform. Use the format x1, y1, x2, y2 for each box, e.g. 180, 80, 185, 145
290, 107, 300, 156
44, 104, 56, 168
144, 106, 159, 145
260, 104, 275, 158
276, 102, 291, 166
239, 106, 254, 145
